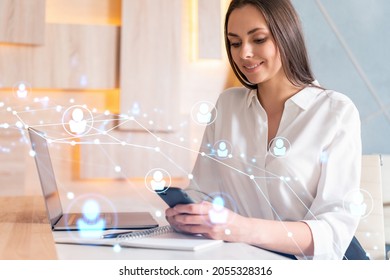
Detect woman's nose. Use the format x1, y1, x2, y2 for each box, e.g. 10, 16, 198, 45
239, 43, 253, 59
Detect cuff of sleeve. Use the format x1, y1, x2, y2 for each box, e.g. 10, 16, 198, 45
297, 220, 335, 260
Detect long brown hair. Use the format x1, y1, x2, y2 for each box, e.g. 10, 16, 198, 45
224, 0, 315, 89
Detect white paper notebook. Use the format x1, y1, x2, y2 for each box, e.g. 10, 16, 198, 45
55, 225, 223, 251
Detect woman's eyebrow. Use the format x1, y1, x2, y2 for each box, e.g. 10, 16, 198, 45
227, 27, 266, 37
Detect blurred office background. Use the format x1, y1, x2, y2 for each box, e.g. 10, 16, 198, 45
0, 0, 389, 257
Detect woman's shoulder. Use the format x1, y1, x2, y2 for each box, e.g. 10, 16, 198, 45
310, 81, 357, 110
314, 87, 360, 119
322, 89, 353, 104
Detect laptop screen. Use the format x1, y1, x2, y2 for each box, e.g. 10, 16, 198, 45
28, 128, 63, 227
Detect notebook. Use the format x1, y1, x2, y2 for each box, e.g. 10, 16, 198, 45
55, 225, 223, 251
27, 127, 159, 231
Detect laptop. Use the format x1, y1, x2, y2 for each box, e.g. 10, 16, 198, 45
28, 127, 159, 231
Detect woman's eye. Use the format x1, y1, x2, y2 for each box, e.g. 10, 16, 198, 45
254, 38, 267, 44
230, 42, 241, 48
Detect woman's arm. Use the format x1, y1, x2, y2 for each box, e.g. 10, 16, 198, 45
166, 202, 314, 257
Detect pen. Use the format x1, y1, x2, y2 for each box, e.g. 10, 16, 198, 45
101, 231, 133, 239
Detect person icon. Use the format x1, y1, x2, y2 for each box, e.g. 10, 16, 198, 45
273, 138, 287, 156
16, 83, 28, 98
209, 196, 229, 224
217, 141, 229, 158
349, 191, 367, 217
196, 103, 212, 124
69, 108, 87, 135
132, 102, 140, 115
150, 170, 166, 191
77, 200, 105, 238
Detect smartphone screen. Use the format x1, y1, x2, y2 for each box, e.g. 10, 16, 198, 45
156, 187, 195, 208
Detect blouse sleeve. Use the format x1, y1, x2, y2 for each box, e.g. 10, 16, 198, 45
301, 99, 362, 260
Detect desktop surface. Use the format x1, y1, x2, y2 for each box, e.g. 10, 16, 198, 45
0, 180, 288, 260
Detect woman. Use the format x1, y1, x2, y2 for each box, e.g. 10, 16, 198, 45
166, 0, 366, 260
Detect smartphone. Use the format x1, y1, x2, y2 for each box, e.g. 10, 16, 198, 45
156, 187, 195, 208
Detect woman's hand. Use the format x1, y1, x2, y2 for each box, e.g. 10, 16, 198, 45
165, 201, 251, 242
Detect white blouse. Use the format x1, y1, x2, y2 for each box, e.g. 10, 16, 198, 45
190, 83, 362, 260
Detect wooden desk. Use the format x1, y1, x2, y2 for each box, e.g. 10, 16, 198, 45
0, 183, 287, 260
0, 196, 57, 260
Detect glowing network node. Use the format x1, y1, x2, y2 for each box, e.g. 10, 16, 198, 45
144, 168, 172, 192
47, 139, 52, 144
157, 137, 161, 142
67, 192, 75, 200
287, 232, 293, 238
191, 101, 217, 125
80, 75, 88, 87
148, 120, 154, 125
82, 200, 100, 221
188, 174, 194, 180
269, 137, 291, 158
6, 107, 12, 112
249, 175, 255, 180
179, 137, 184, 142
94, 139, 100, 144
201, 152, 205, 156
225, 229, 231, 235
114, 166, 121, 173
15, 121, 23, 129
0, 102, 4, 107
71, 141, 76, 146
29, 150, 36, 157
113, 244, 122, 253
15, 82, 29, 98
155, 210, 162, 218
121, 141, 126, 146
320, 151, 328, 163
69, 98, 75, 103
154, 147, 160, 152
104, 110, 110, 116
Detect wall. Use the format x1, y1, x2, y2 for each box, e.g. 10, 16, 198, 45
291, 0, 390, 154
80, 0, 234, 179
2, 0, 389, 188
0, 0, 121, 195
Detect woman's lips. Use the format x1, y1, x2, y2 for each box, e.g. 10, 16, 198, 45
242, 62, 263, 73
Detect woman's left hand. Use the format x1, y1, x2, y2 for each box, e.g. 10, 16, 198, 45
165, 201, 251, 242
